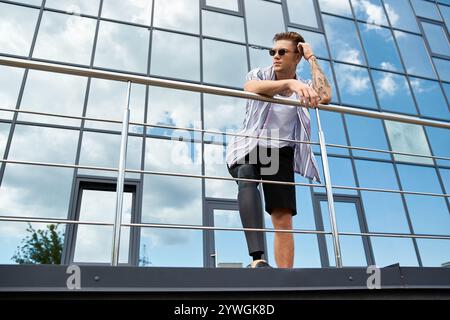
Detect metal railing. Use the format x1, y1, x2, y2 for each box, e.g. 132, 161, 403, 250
0, 56, 449, 268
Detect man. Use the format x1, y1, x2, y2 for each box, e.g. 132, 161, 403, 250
226, 31, 332, 268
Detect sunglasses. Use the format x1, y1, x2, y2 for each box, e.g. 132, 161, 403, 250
269, 48, 299, 56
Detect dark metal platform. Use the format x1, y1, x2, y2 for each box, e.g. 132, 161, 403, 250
1, 265, 450, 299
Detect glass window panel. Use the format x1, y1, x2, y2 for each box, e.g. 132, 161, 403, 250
334, 63, 377, 109
318, 0, 353, 18
145, 137, 201, 175
140, 228, 203, 267
323, 15, 366, 65
94, 21, 149, 73
0, 164, 74, 218
354, 159, 399, 190
358, 23, 403, 72
288, 27, 329, 59
411, 0, 442, 20
101, 0, 152, 25
153, 0, 199, 34
345, 114, 391, 160
33, 12, 96, 65
321, 201, 361, 233
45, 0, 100, 16
79, 132, 142, 178
19, 70, 87, 126
202, 10, 245, 42
0, 222, 65, 264
8, 125, 78, 164
0, 123, 9, 159
0, 3, 39, 56
422, 22, 450, 56
249, 46, 272, 70
204, 94, 245, 131
245, 0, 284, 47
372, 70, 417, 115
384, 0, 420, 32
397, 164, 443, 194
405, 195, 450, 236
85, 79, 146, 132
203, 39, 248, 88
371, 237, 419, 266
204, 142, 237, 199
361, 191, 410, 233
417, 239, 450, 267
213, 209, 247, 267
351, 0, 388, 25
151, 30, 200, 81
440, 168, 450, 194
310, 111, 349, 156
395, 30, 436, 79
443, 82, 450, 107
313, 157, 357, 195
292, 183, 317, 231
0, 66, 24, 120
141, 175, 202, 225
286, 0, 319, 28
74, 190, 132, 263
410, 77, 450, 121
440, 5, 450, 29
206, 0, 239, 12
433, 58, 450, 82
326, 235, 368, 266
426, 126, 450, 167
148, 86, 200, 130
385, 120, 433, 165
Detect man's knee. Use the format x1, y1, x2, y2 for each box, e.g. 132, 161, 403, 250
271, 209, 293, 229
236, 164, 259, 190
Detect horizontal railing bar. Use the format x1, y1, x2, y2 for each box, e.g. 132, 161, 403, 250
0, 159, 118, 172
0, 158, 447, 197
0, 216, 113, 226
0, 56, 449, 129
2, 216, 448, 240
339, 231, 450, 240
1, 108, 449, 161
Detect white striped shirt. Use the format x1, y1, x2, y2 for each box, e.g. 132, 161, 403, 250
226, 65, 321, 183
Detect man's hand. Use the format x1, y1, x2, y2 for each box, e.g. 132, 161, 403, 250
297, 42, 315, 61
287, 79, 319, 108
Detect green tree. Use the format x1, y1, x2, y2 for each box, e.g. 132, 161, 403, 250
12, 223, 63, 264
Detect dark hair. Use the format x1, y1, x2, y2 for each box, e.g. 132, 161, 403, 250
273, 31, 305, 45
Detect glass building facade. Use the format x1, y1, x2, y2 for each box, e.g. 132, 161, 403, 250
0, 0, 449, 269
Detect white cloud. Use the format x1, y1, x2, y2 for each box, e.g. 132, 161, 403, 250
336, 48, 363, 65
378, 72, 398, 96
352, 0, 387, 25
384, 3, 400, 27
337, 64, 370, 95
153, 0, 198, 33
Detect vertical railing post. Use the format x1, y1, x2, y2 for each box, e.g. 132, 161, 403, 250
111, 81, 132, 266
315, 108, 343, 268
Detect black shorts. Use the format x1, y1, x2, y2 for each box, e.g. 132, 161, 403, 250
228, 145, 297, 216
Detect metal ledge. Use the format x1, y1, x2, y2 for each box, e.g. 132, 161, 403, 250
1, 265, 450, 299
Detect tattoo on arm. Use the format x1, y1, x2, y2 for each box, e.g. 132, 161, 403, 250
309, 57, 332, 102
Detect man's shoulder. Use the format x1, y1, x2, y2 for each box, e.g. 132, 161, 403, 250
248, 65, 273, 80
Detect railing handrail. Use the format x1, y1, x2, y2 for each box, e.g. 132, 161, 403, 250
0, 56, 449, 129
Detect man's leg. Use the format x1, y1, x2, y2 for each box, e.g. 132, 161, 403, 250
230, 164, 266, 258
271, 208, 294, 268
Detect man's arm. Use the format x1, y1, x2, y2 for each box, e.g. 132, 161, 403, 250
244, 79, 320, 108
299, 42, 332, 104
308, 56, 332, 104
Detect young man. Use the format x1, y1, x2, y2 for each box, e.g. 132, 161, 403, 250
226, 32, 332, 268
